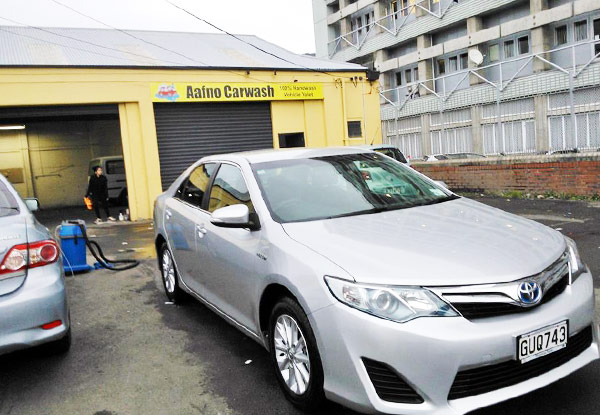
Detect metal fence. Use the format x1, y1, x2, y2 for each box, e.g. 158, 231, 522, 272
381, 39, 600, 160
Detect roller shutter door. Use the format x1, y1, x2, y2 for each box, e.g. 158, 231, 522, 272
154, 102, 273, 190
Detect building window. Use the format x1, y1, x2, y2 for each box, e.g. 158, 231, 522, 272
574, 20, 588, 42
488, 44, 499, 61
347, 121, 362, 138
449, 56, 458, 72
459, 53, 468, 69
437, 59, 446, 75
555, 25, 568, 45
595, 19, 600, 54
401, 0, 409, 16
405, 69, 412, 83
504, 40, 515, 58
518, 36, 529, 55
395, 71, 403, 86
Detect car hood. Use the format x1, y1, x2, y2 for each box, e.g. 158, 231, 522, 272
281, 198, 566, 286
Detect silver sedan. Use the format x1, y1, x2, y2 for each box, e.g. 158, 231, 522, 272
0, 174, 70, 355
153, 147, 598, 414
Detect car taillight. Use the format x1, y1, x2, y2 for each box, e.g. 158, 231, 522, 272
0, 240, 59, 275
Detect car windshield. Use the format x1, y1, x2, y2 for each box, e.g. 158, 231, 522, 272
253, 153, 458, 223
0, 181, 19, 217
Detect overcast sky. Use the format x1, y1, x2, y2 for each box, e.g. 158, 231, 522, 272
2, 0, 316, 54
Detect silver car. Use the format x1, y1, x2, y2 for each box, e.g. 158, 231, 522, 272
153, 147, 598, 414
0, 174, 70, 355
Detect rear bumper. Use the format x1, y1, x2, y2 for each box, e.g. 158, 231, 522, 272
310, 271, 598, 414
0, 261, 70, 355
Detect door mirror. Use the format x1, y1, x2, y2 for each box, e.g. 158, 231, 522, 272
24, 198, 40, 212
210, 204, 260, 230
435, 180, 449, 189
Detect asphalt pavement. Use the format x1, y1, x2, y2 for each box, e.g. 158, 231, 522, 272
0, 196, 598, 415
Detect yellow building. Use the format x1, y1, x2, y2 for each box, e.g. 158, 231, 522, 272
0, 27, 381, 220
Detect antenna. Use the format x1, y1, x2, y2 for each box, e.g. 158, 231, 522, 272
468, 49, 484, 66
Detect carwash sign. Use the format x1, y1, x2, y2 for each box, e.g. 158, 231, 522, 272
151, 82, 324, 102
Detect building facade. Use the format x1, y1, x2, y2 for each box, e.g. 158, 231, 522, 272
313, 0, 600, 160
0, 27, 381, 220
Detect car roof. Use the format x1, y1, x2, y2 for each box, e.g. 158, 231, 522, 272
201, 147, 372, 165
353, 144, 398, 151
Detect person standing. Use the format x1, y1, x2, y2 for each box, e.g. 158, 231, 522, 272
86, 166, 116, 224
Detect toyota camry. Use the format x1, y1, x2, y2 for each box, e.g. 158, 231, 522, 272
153, 147, 598, 414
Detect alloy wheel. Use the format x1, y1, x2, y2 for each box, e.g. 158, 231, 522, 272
273, 314, 311, 395
162, 249, 176, 294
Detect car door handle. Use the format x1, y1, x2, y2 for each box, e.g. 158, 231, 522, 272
196, 224, 207, 238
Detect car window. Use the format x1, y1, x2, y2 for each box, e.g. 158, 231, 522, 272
374, 148, 407, 164
208, 164, 254, 213
0, 181, 19, 217
253, 153, 456, 223
105, 159, 125, 175
175, 163, 217, 208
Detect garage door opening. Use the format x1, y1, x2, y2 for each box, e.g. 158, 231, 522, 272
0, 104, 129, 215
154, 101, 274, 190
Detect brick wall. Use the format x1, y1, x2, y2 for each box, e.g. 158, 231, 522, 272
412, 153, 600, 196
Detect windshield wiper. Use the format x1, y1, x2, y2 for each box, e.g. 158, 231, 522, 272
0, 206, 19, 211
323, 206, 386, 220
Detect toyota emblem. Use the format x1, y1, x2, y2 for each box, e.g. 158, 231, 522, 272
518, 282, 542, 305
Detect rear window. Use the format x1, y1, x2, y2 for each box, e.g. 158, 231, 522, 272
0, 181, 19, 217
106, 160, 125, 175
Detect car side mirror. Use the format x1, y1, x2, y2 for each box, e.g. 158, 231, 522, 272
210, 204, 260, 231
435, 180, 449, 189
24, 198, 40, 212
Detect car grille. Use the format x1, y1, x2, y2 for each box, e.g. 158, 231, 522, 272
448, 326, 593, 400
452, 272, 569, 319
445, 252, 570, 320
362, 358, 424, 404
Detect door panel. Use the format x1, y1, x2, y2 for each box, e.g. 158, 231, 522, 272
196, 163, 262, 332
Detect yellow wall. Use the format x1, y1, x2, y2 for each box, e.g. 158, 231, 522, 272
0, 68, 381, 220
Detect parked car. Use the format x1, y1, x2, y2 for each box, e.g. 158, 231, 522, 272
356, 144, 410, 165
154, 147, 597, 415
0, 174, 71, 355
423, 152, 487, 161
88, 156, 128, 205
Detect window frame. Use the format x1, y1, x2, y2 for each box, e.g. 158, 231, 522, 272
488, 43, 500, 62
174, 162, 218, 211
574, 20, 588, 42
503, 39, 515, 58
205, 161, 256, 215
555, 24, 568, 46
517, 36, 529, 55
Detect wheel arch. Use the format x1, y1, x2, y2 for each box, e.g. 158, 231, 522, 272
259, 283, 301, 344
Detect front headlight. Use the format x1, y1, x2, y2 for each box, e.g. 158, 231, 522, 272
565, 237, 585, 283
324, 276, 458, 323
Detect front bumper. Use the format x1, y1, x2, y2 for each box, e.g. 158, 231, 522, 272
311, 271, 598, 415
0, 261, 70, 355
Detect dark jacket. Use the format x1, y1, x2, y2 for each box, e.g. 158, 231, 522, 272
86, 174, 109, 199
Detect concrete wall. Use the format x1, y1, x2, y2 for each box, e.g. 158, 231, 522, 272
413, 153, 600, 196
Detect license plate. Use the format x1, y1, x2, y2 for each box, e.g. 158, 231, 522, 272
517, 321, 568, 363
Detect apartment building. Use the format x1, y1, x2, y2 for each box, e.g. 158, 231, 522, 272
313, 0, 600, 160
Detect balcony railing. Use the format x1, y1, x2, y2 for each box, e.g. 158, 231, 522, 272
327, 0, 455, 57
379, 39, 600, 111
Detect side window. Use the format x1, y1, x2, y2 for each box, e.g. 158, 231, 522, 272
208, 164, 254, 213
105, 159, 125, 175
176, 163, 217, 208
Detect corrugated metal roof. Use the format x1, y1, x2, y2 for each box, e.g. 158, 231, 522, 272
0, 25, 364, 71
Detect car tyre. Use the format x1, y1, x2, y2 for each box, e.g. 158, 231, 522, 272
159, 243, 185, 304
44, 327, 71, 355
269, 297, 325, 412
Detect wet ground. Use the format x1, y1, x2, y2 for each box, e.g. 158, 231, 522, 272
1, 196, 598, 415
